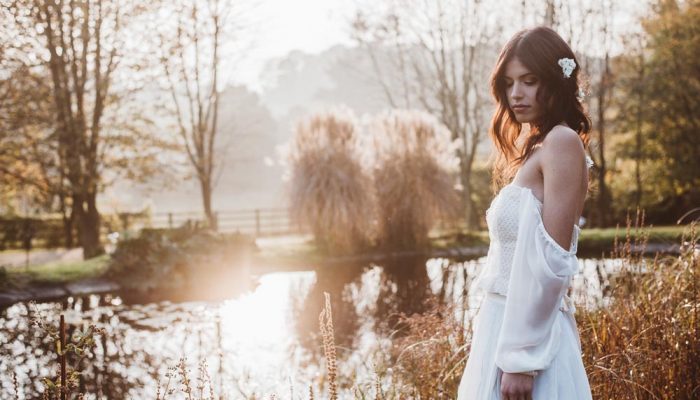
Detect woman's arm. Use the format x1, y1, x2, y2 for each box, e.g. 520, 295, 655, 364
497, 127, 587, 399
541, 126, 587, 250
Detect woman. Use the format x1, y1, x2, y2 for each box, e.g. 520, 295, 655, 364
457, 27, 593, 399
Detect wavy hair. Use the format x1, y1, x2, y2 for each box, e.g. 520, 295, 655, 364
489, 26, 591, 190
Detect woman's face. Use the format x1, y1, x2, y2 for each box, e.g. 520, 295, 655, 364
504, 57, 543, 124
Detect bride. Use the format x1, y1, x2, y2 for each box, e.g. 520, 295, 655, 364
457, 27, 593, 399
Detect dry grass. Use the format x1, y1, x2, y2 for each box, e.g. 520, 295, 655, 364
384, 298, 471, 398
156, 358, 216, 400
362, 213, 698, 399
319, 292, 339, 400
23, 213, 698, 399
578, 214, 699, 399
372, 110, 462, 250
287, 108, 374, 255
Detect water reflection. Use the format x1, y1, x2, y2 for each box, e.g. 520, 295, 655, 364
1, 256, 631, 398
292, 262, 364, 359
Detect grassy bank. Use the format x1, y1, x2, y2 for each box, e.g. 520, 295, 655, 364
2, 224, 691, 289
579, 223, 687, 244
433, 224, 691, 255
2, 254, 109, 288
254, 224, 692, 266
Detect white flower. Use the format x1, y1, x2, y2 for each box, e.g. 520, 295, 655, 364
558, 57, 576, 78
577, 88, 585, 101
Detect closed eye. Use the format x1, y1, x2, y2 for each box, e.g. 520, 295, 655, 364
505, 80, 537, 87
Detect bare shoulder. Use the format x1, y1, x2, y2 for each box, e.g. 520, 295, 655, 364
542, 125, 584, 153
540, 125, 585, 166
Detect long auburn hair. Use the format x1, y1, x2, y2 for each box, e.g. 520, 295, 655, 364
489, 26, 591, 191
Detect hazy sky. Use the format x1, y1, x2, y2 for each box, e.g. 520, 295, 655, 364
229, 0, 649, 93
232, 0, 358, 92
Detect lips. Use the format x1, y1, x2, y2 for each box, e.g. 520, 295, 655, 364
512, 105, 530, 113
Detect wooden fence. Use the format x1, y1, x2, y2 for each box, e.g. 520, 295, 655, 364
148, 208, 304, 237
0, 208, 304, 250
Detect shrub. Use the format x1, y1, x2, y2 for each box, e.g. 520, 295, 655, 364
372, 110, 462, 250
287, 108, 374, 255
107, 227, 254, 292
106, 230, 185, 291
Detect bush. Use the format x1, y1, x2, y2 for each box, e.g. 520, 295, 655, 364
106, 230, 185, 291
107, 227, 255, 291
372, 110, 462, 250
287, 108, 374, 255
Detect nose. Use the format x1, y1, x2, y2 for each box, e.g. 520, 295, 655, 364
510, 82, 523, 100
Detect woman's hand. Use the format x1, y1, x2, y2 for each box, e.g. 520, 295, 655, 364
500, 371, 534, 400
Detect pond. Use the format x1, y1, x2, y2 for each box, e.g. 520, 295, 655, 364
0, 255, 627, 399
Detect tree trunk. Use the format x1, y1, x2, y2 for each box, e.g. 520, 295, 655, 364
596, 54, 612, 227
73, 191, 103, 259
461, 164, 479, 230
83, 191, 103, 258
60, 195, 74, 248
634, 50, 645, 211
596, 129, 610, 227
459, 161, 472, 230
544, 0, 556, 27
200, 177, 216, 230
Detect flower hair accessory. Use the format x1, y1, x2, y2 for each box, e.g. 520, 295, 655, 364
558, 57, 576, 78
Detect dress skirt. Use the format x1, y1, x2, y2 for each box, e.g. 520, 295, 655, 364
457, 293, 592, 400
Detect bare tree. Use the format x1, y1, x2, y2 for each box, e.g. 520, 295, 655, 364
629, 33, 646, 211
575, 0, 617, 227
544, 0, 556, 26
608, 29, 649, 214
0, 65, 77, 243
158, 0, 246, 229
352, 0, 500, 228
536, 0, 617, 227
3, 0, 168, 257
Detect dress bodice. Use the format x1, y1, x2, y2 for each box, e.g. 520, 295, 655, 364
476, 183, 581, 295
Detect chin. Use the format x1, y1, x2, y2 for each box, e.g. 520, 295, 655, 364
514, 116, 533, 124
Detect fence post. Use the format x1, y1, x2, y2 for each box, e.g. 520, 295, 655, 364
168, 212, 173, 229
213, 212, 219, 232
255, 209, 261, 237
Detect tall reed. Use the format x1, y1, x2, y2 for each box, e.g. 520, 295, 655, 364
319, 292, 339, 400
579, 216, 699, 399
287, 108, 374, 255
387, 297, 471, 398
372, 110, 462, 250
364, 214, 698, 398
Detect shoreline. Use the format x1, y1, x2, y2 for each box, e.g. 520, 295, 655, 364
0, 240, 682, 309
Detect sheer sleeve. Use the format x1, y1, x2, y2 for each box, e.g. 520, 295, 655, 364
494, 188, 580, 373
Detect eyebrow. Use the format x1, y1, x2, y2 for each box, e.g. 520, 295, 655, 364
504, 73, 536, 80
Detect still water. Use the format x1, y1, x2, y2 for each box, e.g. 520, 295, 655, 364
0, 256, 622, 399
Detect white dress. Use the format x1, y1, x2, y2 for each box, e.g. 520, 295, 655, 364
457, 173, 593, 399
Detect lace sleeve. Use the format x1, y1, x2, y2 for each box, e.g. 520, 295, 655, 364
494, 188, 580, 373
